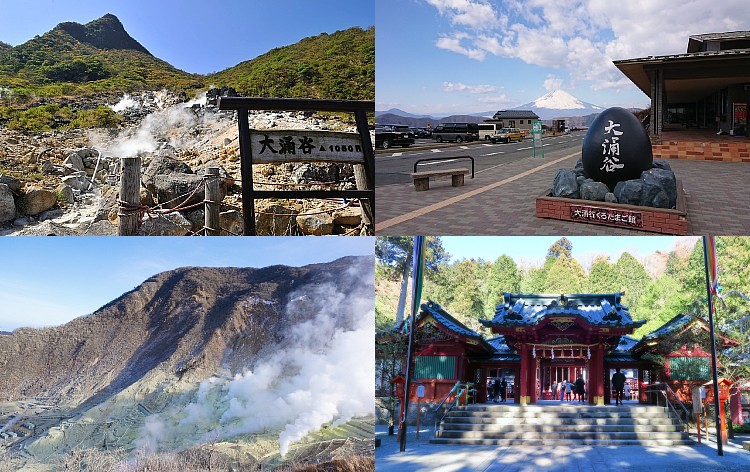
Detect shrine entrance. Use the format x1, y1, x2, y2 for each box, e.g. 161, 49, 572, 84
481, 293, 646, 405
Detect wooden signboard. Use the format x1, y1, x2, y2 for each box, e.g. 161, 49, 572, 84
250, 130, 365, 164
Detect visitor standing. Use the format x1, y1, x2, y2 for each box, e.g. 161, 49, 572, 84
575, 376, 586, 403
500, 378, 507, 402
492, 376, 501, 403
559, 381, 565, 401
565, 379, 572, 401
612, 368, 626, 405
624, 381, 631, 401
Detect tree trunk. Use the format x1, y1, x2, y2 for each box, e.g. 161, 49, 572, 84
395, 253, 413, 326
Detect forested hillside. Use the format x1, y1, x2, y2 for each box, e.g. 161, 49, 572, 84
376, 237, 750, 343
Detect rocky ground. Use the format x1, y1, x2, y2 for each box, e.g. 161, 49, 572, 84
0, 90, 372, 236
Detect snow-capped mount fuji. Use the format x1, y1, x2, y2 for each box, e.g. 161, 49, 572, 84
515, 90, 603, 120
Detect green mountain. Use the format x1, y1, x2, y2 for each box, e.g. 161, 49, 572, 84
0, 13, 201, 100
209, 26, 374, 101
0, 15, 373, 131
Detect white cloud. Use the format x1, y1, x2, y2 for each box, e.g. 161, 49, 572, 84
477, 94, 514, 108
543, 75, 563, 92
435, 33, 487, 60
425, 0, 504, 30
423, 0, 750, 91
442, 81, 497, 94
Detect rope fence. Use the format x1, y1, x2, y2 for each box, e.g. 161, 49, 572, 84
116, 157, 364, 236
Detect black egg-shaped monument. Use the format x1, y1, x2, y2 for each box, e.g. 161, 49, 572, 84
582, 107, 653, 188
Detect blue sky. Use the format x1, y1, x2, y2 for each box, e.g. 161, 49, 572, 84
376, 0, 749, 115
440, 236, 700, 269
0, 0, 374, 74
0, 237, 374, 331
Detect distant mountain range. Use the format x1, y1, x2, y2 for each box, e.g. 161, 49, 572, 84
376, 90, 608, 126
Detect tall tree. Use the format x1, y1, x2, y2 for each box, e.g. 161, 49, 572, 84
544, 254, 586, 293
632, 275, 692, 338
484, 255, 521, 318
547, 237, 573, 259
587, 256, 619, 294
613, 252, 651, 311
375, 236, 448, 327
444, 258, 486, 322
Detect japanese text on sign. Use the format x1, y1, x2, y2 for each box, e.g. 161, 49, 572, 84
569, 204, 643, 228
601, 120, 624, 172
250, 129, 365, 164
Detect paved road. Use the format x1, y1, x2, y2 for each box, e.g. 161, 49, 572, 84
376, 133, 585, 186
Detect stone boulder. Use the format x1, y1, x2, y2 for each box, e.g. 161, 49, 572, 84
63, 152, 85, 172
292, 163, 340, 183
0, 184, 16, 224
580, 181, 610, 201
22, 187, 57, 216
143, 156, 229, 209
0, 174, 21, 194
220, 210, 244, 235
140, 212, 192, 236
255, 203, 298, 235
333, 207, 361, 226
56, 184, 75, 204
296, 212, 334, 236
613, 180, 643, 206
551, 169, 580, 198
642, 168, 677, 208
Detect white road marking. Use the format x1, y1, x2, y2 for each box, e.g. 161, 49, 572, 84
482, 143, 493, 147
431, 149, 442, 153
460, 146, 470, 149
516, 146, 532, 151
391, 152, 403, 157
420, 159, 458, 166
481, 151, 505, 156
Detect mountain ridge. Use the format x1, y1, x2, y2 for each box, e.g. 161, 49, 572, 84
0, 256, 373, 407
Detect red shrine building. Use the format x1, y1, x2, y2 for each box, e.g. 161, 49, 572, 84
390, 293, 745, 417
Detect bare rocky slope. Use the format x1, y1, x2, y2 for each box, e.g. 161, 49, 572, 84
0, 256, 371, 407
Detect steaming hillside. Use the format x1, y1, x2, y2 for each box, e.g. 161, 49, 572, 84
0, 256, 375, 470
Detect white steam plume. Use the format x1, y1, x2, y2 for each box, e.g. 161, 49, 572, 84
136, 261, 375, 457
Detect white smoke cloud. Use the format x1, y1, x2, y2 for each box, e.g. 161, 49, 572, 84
109, 94, 138, 113
136, 261, 375, 457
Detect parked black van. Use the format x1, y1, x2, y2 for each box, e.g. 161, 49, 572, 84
431, 122, 480, 143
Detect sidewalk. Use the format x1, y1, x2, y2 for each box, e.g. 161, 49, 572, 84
375, 425, 750, 472
375, 149, 750, 235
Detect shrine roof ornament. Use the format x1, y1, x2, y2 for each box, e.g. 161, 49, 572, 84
480, 293, 646, 329
419, 300, 494, 350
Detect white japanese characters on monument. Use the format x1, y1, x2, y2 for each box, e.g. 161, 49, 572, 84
600, 120, 624, 172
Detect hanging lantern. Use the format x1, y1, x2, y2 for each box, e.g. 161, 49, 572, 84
532, 346, 536, 358
551, 349, 555, 360
587, 347, 591, 359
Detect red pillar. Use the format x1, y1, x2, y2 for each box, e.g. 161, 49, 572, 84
591, 344, 605, 405
519, 344, 530, 405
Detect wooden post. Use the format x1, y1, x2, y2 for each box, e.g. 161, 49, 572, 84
416, 397, 421, 440
237, 108, 256, 235
118, 156, 141, 236
696, 413, 702, 443
354, 108, 374, 233
204, 167, 221, 236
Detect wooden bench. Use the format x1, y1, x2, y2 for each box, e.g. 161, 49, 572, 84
410, 168, 470, 191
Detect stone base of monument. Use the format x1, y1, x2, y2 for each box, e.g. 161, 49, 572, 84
536, 178, 688, 235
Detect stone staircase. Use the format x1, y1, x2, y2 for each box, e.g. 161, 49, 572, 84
431, 404, 694, 446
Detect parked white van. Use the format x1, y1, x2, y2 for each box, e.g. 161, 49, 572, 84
478, 123, 501, 140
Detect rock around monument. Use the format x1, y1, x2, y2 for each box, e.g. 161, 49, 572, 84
551, 107, 677, 210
